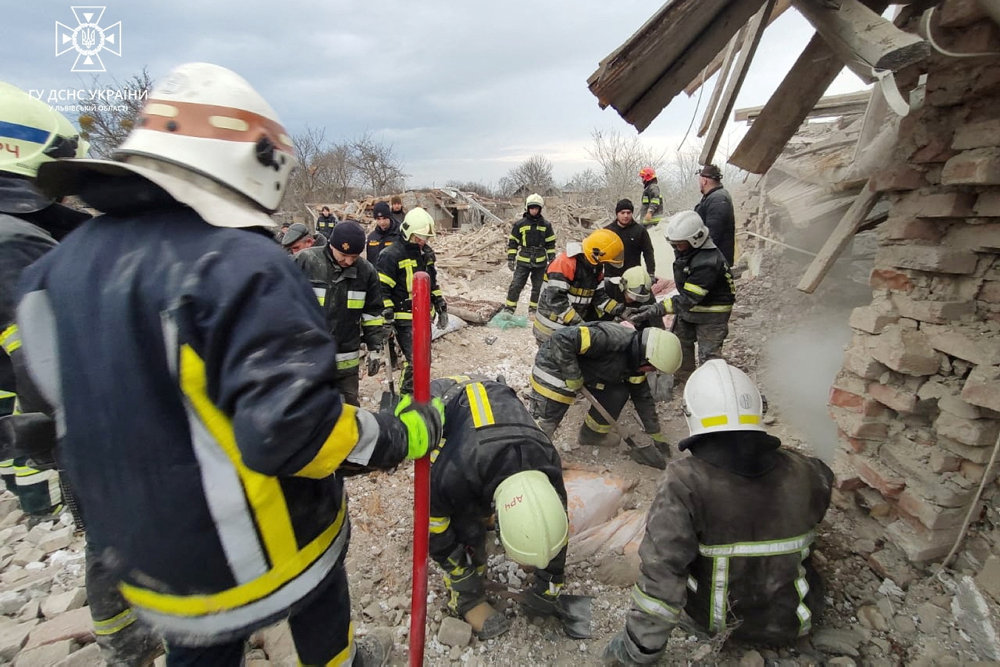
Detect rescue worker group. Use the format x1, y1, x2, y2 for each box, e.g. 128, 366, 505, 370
0, 64, 833, 666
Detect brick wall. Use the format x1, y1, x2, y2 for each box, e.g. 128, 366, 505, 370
833, 1, 1000, 562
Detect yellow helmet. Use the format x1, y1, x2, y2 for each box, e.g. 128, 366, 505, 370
493, 470, 568, 569
525, 193, 544, 209
621, 266, 652, 302
642, 329, 682, 374
582, 228, 624, 267
401, 207, 436, 241
0, 81, 89, 178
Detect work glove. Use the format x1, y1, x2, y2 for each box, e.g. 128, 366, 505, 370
394, 394, 445, 459
434, 301, 449, 329
607, 302, 626, 319
565, 377, 584, 392
382, 307, 395, 324
627, 304, 661, 325
507, 257, 516, 271
366, 348, 382, 377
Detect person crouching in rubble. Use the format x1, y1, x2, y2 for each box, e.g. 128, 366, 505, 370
599, 265, 656, 326
427, 375, 592, 641
529, 322, 682, 468
603, 360, 834, 665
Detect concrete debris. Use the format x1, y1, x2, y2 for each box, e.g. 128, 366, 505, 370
810, 628, 864, 657
437, 617, 473, 647
951, 576, 1000, 661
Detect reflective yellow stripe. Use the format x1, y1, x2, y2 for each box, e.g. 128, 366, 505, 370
378, 273, 396, 287
584, 413, 612, 434
466, 382, 496, 428
295, 404, 360, 478
179, 345, 297, 565
579, 326, 591, 354
683, 282, 708, 296
631, 585, 679, 623
120, 495, 348, 616
347, 300, 365, 309
324, 622, 354, 666
399, 258, 418, 294
699, 531, 816, 558
429, 516, 451, 534
0, 324, 20, 354
0, 390, 15, 399
740, 415, 760, 425
628, 375, 646, 384
530, 377, 575, 405
93, 608, 137, 636
701, 415, 728, 428
394, 312, 413, 320
690, 304, 733, 313
361, 318, 384, 327
335, 358, 361, 370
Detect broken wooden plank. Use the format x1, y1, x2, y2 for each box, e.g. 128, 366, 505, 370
699, 0, 776, 165
735, 90, 872, 122
697, 27, 746, 138
796, 178, 879, 293
792, 0, 930, 82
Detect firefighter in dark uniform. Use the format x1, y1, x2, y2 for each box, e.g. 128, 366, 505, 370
315, 205, 337, 239
294, 220, 384, 407
16, 63, 443, 666
376, 207, 447, 393
366, 201, 400, 264
638, 167, 664, 227
428, 375, 591, 641
503, 193, 556, 315
604, 361, 833, 664
629, 211, 735, 386
533, 228, 623, 343
530, 322, 682, 468
600, 266, 654, 325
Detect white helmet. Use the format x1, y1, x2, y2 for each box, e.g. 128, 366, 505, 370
621, 266, 652, 303
525, 193, 544, 209
401, 207, 435, 241
665, 210, 711, 249
682, 359, 764, 437
116, 62, 296, 212
494, 470, 568, 569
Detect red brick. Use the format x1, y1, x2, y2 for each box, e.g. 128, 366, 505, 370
979, 281, 1000, 303
849, 304, 900, 334
870, 268, 914, 292
891, 295, 975, 324
868, 381, 919, 413
935, 411, 1000, 446
881, 217, 946, 242
896, 489, 969, 530
954, 118, 1000, 150
922, 324, 1000, 366
830, 406, 889, 439
869, 325, 941, 376
942, 148, 1000, 185
893, 191, 976, 218
910, 136, 958, 164
852, 454, 905, 498
875, 244, 978, 274
871, 164, 927, 191
973, 190, 1000, 216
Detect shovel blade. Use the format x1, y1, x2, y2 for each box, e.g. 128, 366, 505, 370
628, 444, 667, 469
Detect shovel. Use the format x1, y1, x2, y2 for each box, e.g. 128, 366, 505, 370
578, 386, 668, 470
379, 328, 399, 411
491, 585, 593, 639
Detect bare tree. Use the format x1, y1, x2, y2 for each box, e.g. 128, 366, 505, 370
586, 129, 665, 205
350, 132, 407, 196
77, 67, 153, 158
564, 168, 603, 195
498, 154, 554, 197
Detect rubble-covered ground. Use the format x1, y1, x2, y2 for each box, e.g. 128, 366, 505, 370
1, 249, 998, 666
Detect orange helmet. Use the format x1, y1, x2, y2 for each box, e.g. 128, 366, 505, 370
582, 229, 624, 267
639, 167, 656, 183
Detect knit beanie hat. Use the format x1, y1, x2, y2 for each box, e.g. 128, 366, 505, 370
330, 220, 366, 255
615, 198, 634, 214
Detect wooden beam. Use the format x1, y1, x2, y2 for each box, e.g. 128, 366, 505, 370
697, 27, 746, 137
734, 90, 872, 122
699, 0, 775, 165
792, 0, 930, 83
683, 0, 793, 97
796, 179, 879, 293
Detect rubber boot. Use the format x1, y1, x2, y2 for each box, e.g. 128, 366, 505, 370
354, 628, 393, 667
464, 601, 510, 640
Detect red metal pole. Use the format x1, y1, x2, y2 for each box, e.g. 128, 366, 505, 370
408, 271, 431, 667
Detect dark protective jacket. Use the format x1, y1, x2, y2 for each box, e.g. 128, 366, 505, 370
533, 244, 610, 341
507, 212, 556, 267
639, 180, 663, 226
366, 220, 401, 264
694, 185, 735, 266
315, 213, 338, 239
625, 432, 833, 658
603, 219, 655, 278
389, 208, 405, 227
654, 244, 734, 324
17, 188, 410, 644
426, 376, 567, 577
375, 238, 445, 321
293, 246, 385, 374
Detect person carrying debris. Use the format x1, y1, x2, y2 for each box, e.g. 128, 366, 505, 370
15, 63, 444, 666
628, 211, 734, 386
0, 81, 165, 666
389, 194, 406, 226
530, 322, 682, 467
376, 206, 447, 393
293, 220, 385, 407
502, 193, 556, 315
428, 375, 591, 641
366, 200, 400, 264
602, 198, 655, 281
603, 360, 833, 665
533, 228, 624, 343
315, 205, 338, 239
638, 167, 664, 227
694, 163, 735, 266
281, 221, 327, 255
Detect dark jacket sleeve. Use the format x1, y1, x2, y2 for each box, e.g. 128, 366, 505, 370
661, 254, 724, 315
507, 220, 521, 258
698, 190, 735, 265
375, 247, 398, 311
425, 246, 445, 308
544, 220, 557, 261
361, 263, 386, 349
640, 227, 656, 276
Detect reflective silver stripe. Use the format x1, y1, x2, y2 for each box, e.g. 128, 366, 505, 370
545, 279, 569, 291
361, 314, 380, 322
184, 392, 269, 584
631, 585, 679, 623
568, 295, 591, 305
699, 531, 815, 558
429, 516, 450, 532
16, 291, 66, 438
132, 508, 350, 637
795, 547, 812, 636
466, 383, 493, 427
15, 468, 61, 507
347, 290, 366, 302
709, 556, 729, 632
687, 576, 698, 593
313, 287, 327, 304
532, 367, 567, 389
346, 409, 380, 467
690, 304, 733, 313
335, 350, 361, 361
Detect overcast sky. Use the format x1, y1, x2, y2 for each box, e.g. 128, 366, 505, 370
8, 2, 867, 189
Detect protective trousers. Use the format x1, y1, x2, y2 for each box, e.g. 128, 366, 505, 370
432, 518, 489, 618
333, 370, 361, 408
578, 382, 661, 447
671, 315, 730, 385
393, 322, 415, 395
164, 561, 354, 666
505, 264, 545, 313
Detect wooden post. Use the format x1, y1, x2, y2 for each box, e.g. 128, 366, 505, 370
697, 27, 746, 138
699, 0, 776, 165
